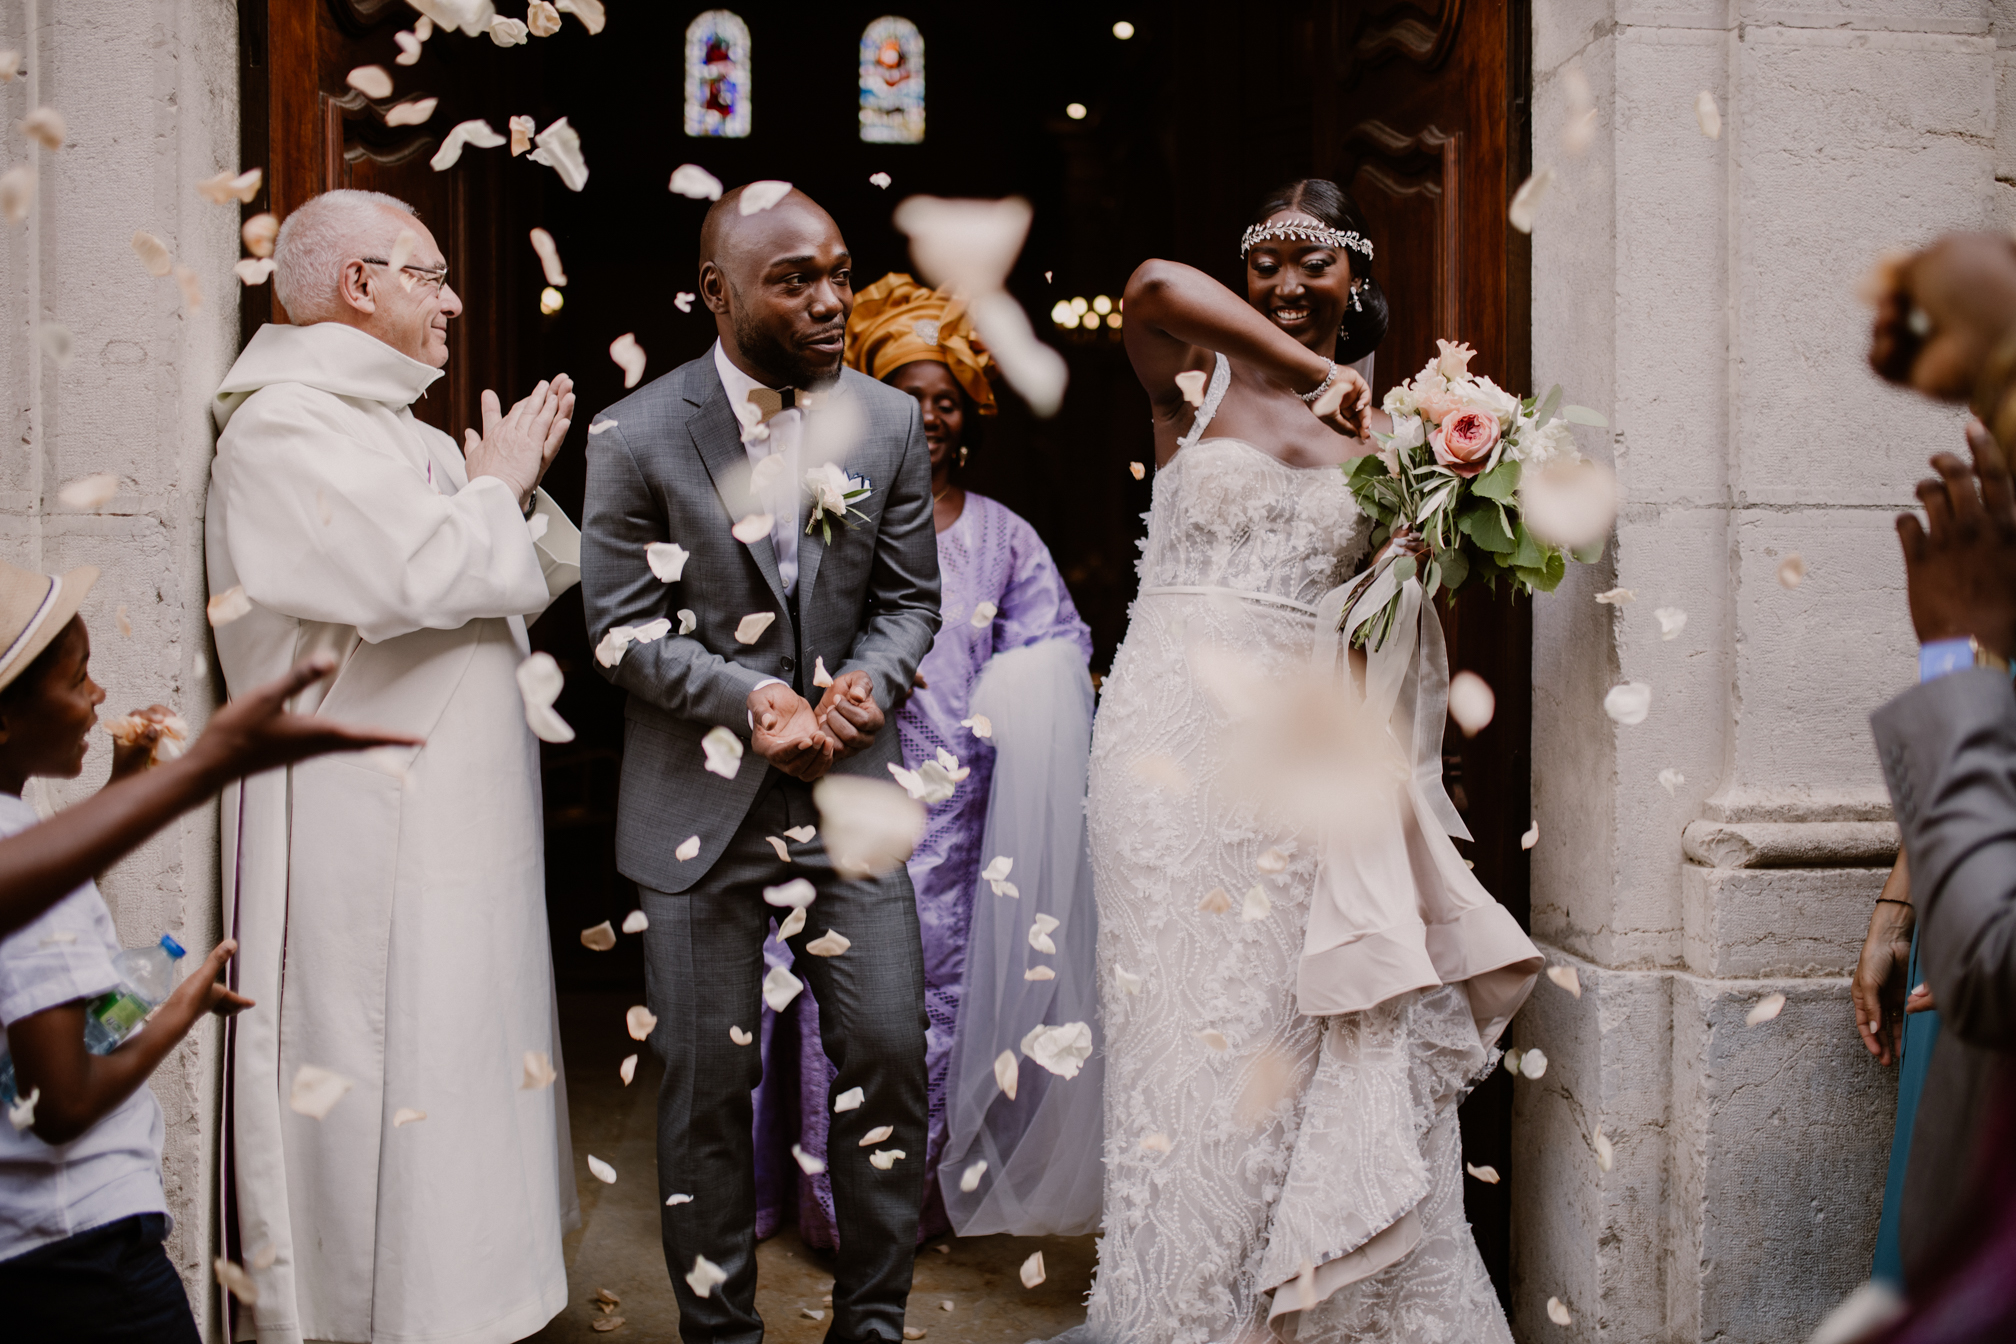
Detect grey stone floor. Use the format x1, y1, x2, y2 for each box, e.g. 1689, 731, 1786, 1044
523, 993, 1095, 1344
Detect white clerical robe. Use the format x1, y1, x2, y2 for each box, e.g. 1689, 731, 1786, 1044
206, 322, 581, 1344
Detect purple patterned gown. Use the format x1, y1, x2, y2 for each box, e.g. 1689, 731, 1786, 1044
753, 492, 1093, 1246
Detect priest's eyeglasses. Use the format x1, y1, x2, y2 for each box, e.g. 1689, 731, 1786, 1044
359, 257, 450, 294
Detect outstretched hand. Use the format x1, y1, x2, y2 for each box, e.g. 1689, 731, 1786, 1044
815, 670, 884, 761
463, 374, 576, 509
184, 656, 423, 787
1312, 365, 1372, 440
1895, 418, 2016, 658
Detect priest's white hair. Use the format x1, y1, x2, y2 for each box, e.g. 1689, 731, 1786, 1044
273, 189, 419, 324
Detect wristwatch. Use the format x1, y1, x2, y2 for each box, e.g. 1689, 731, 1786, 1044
1919, 634, 2011, 682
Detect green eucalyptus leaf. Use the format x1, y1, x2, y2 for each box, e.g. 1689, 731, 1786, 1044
1394, 555, 1418, 585
1562, 404, 1609, 427
1533, 384, 1563, 426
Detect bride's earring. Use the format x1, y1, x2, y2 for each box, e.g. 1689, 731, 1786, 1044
1350, 281, 1364, 313
959, 446, 969, 469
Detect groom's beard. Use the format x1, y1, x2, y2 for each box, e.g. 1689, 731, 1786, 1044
732, 306, 845, 391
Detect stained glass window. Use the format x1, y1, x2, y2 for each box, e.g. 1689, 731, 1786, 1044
685, 10, 751, 139
859, 16, 924, 145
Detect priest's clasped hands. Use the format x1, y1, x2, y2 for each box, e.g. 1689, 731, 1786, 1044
748, 671, 884, 781
462, 374, 577, 510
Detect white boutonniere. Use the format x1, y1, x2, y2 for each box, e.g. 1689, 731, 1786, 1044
804, 461, 871, 543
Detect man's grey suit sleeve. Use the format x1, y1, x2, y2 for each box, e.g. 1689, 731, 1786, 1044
839, 401, 942, 708
1873, 667, 2016, 1050
582, 422, 766, 727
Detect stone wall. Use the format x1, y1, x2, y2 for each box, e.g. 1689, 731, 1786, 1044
0, 0, 238, 1333
1522, 1, 1997, 1338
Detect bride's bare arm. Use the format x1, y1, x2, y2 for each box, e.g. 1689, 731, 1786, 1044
1122, 259, 1337, 408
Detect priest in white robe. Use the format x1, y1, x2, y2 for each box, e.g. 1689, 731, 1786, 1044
205, 189, 582, 1344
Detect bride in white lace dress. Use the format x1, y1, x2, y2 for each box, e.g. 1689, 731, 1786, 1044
1070, 180, 1542, 1344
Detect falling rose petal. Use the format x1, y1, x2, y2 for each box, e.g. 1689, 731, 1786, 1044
1466, 1162, 1500, 1183
586, 1154, 617, 1183
1604, 682, 1652, 726
1695, 90, 1722, 139
1503, 1048, 1523, 1075
685, 1254, 730, 1300
1777, 553, 1806, 589
1548, 965, 1582, 998
802, 1308, 826, 1321
1256, 847, 1289, 874
791, 1143, 826, 1175
940, 1300, 955, 1311
1020, 1251, 1046, 1288
758, 835, 789, 864
730, 1025, 754, 1045
739, 179, 793, 215
1140, 1131, 1172, 1154
1116, 966, 1144, 994
1594, 587, 1635, 606
619, 1054, 638, 1085
646, 541, 690, 583
776, 904, 806, 938
735, 611, 775, 644
1197, 887, 1233, 914
235, 258, 277, 286
995, 1048, 1019, 1100
19, 106, 62, 150
196, 166, 263, 205
1521, 1048, 1549, 1079
1024, 965, 1056, 980
429, 119, 506, 171
968, 600, 998, 629
812, 655, 834, 687
731, 512, 773, 543
674, 291, 696, 314
214, 1257, 259, 1305
580, 921, 617, 951
869, 1148, 907, 1170
1028, 913, 1060, 953
858, 1125, 895, 1147
0, 164, 34, 224
346, 65, 394, 99
527, 117, 591, 191
1128, 461, 1146, 480
59, 471, 121, 511
666, 1192, 693, 1205
1508, 166, 1554, 233
1024, 1021, 1095, 1077
207, 584, 254, 626
1520, 458, 1618, 549
621, 909, 648, 934
702, 725, 744, 779
1654, 607, 1688, 640
763, 878, 817, 909
173, 264, 203, 311
517, 652, 576, 743
607, 332, 646, 387
763, 963, 805, 1012
1240, 885, 1272, 922
131, 230, 173, 277
390, 1106, 426, 1128
289, 1064, 354, 1119
1521, 820, 1540, 850
784, 825, 816, 843
833, 1086, 864, 1113
626, 1005, 658, 1040
670, 163, 724, 200
243, 212, 278, 257
869, 171, 893, 188
115, 605, 132, 638
1593, 1125, 1614, 1171
528, 227, 568, 286
394, 30, 424, 65
981, 855, 1013, 884
555, 0, 607, 34
6, 1085, 37, 1132
526, 0, 562, 36
1658, 768, 1684, 796
1548, 1297, 1574, 1326
1564, 106, 1597, 156
1196, 1028, 1230, 1052
812, 776, 926, 880
0, 48, 19, 83
893, 195, 1027, 294
1175, 369, 1210, 407
961, 714, 993, 738
959, 1159, 987, 1192
505, 114, 535, 157
1746, 991, 1787, 1027
805, 929, 851, 957
1448, 671, 1496, 736
522, 1051, 558, 1089
385, 97, 437, 128
490, 16, 529, 45
676, 834, 701, 861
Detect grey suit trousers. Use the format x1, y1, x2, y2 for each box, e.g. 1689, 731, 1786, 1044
640, 771, 928, 1344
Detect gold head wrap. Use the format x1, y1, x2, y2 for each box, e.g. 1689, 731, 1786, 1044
843, 273, 997, 415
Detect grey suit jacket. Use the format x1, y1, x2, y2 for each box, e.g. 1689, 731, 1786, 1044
582, 353, 941, 893
1871, 667, 2016, 1286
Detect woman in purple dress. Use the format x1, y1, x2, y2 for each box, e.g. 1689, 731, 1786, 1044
755, 275, 1094, 1246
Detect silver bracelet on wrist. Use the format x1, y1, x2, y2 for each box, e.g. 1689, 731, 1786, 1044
1300, 359, 1339, 405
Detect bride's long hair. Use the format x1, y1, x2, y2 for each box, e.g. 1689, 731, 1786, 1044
1248, 179, 1389, 366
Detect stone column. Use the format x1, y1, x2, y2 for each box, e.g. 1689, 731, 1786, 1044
1520, 2, 1995, 1338
0, 0, 239, 1332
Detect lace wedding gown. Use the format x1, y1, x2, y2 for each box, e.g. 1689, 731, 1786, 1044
1076, 358, 1515, 1344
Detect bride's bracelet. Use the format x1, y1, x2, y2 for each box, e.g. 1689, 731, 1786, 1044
1300, 359, 1339, 406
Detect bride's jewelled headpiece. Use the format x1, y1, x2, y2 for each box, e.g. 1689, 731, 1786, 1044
1239, 217, 1374, 261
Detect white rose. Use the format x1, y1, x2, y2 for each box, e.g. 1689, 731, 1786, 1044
1388, 414, 1425, 452
1519, 417, 1579, 468
1383, 384, 1418, 418
805, 462, 852, 516
1465, 375, 1522, 426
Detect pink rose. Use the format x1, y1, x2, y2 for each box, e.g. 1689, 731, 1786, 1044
1430, 409, 1500, 477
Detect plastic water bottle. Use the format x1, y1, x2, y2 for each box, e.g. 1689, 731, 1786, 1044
0, 933, 186, 1107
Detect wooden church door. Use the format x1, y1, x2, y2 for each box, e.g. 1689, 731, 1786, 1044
1314, 0, 1535, 1303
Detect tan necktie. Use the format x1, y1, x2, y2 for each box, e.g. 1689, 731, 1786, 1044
745, 386, 797, 422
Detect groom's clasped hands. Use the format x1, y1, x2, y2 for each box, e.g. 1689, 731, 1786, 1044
747, 670, 886, 781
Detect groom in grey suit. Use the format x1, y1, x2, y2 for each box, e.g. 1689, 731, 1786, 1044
581, 185, 940, 1344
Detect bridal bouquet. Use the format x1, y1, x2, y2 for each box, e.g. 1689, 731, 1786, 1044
1341, 340, 1611, 650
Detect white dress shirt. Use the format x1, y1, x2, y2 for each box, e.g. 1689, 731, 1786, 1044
713, 340, 801, 596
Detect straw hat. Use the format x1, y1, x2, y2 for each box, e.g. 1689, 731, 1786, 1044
0, 559, 99, 695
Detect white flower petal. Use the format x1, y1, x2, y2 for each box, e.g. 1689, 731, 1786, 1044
395, 30, 424, 65
784, 825, 817, 843
1197, 887, 1233, 914
526, 0, 562, 37
619, 1054, 638, 1085
1239, 885, 1272, 922
1746, 992, 1787, 1027
959, 1159, 987, 1192
1548, 965, 1582, 998
1024, 1021, 1094, 1078
1508, 166, 1554, 233
1604, 682, 1653, 726
346, 64, 394, 99
645, 541, 690, 583
702, 725, 745, 779
1465, 1162, 1500, 1183
812, 655, 834, 687
739, 179, 793, 214
674, 291, 696, 313
1255, 848, 1289, 874
666, 1192, 693, 1205
1593, 1125, 1614, 1171
1654, 606, 1688, 640
678, 609, 698, 635
60, 471, 122, 511
764, 834, 791, 863
1503, 1048, 1523, 1076
669, 163, 724, 200
1174, 369, 1209, 407
196, 166, 263, 205
1116, 966, 1144, 995
1778, 553, 1806, 588
203, 585, 254, 627
234, 257, 276, 286
19, 106, 63, 150
608, 331, 646, 388
6, 1086, 38, 1133
522, 1050, 558, 1089
580, 920, 617, 951
735, 611, 776, 644
1521, 1048, 1549, 1079
791, 1143, 825, 1174
969, 600, 998, 628
489, 16, 529, 45
243, 211, 278, 257
961, 714, 993, 738
528, 226, 567, 286
995, 1048, 1019, 1100
510, 114, 536, 156
763, 963, 805, 1012
730, 1025, 754, 1045
805, 929, 851, 957
1020, 1251, 1046, 1289
1130, 461, 1146, 480
763, 878, 817, 909
1658, 768, 1685, 796
555, 0, 606, 34
626, 1005, 658, 1041
869, 171, 892, 188
1520, 458, 1618, 549
289, 1064, 354, 1120
1024, 965, 1056, 980
1028, 913, 1060, 952
1548, 1297, 1573, 1326
676, 834, 701, 861
622, 909, 649, 934
1695, 90, 1722, 139
1521, 821, 1540, 850
685, 1253, 727, 1298
981, 855, 1013, 883
813, 776, 925, 879
869, 1148, 906, 1170
391, 1106, 427, 1128
517, 652, 575, 743
833, 1086, 864, 1113
214, 1256, 259, 1305
776, 907, 806, 939
1448, 671, 1496, 736
527, 116, 589, 191
1594, 587, 1635, 606
427, 118, 505, 171
0, 164, 32, 225
1196, 1029, 1229, 1052
859, 1125, 895, 1146
731, 512, 773, 543
1140, 1131, 1172, 1154
385, 97, 437, 128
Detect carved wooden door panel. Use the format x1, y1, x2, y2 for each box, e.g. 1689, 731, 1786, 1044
238, 0, 521, 439
1314, 0, 1533, 1302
